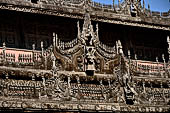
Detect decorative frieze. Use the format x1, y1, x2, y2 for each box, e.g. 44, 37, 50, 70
0, 0, 169, 31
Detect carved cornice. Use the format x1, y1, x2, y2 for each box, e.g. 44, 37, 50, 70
0, 98, 169, 112
0, 2, 170, 31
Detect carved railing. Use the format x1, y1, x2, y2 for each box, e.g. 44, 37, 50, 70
57, 38, 78, 50
95, 42, 117, 59
151, 11, 170, 18
91, 1, 113, 10
0, 47, 41, 64
131, 59, 168, 75
98, 42, 116, 54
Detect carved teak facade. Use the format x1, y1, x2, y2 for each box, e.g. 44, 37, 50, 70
0, 0, 170, 112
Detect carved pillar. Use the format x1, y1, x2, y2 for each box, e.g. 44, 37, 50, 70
160, 82, 163, 88
128, 50, 131, 68
51, 52, 57, 74
156, 57, 161, 75
128, 50, 132, 79
44, 55, 47, 70
53, 32, 56, 47
118, 0, 121, 9
113, 0, 115, 11
5, 73, 9, 97
143, 0, 145, 13
117, 40, 123, 55
32, 74, 35, 81
135, 54, 138, 72
3, 42, 6, 62
108, 78, 111, 88
77, 21, 81, 40
42, 76, 46, 87
68, 76, 71, 89
42, 76, 47, 97
148, 4, 150, 11
142, 81, 146, 93
32, 44, 35, 64
96, 23, 99, 41
76, 75, 80, 84
53, 32, 58, 48
162, 54, 166, 71
55, 34, 58, 48
41, 41, 44, 57
67, 75, 71, 95
167, 36, 170, 62
127, 0, 131, 15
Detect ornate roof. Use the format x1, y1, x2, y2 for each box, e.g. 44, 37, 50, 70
0, 0, 170, 31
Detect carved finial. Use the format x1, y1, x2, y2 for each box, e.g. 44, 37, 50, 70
32, 44, 35, 50
167, 36, 170, 50
135, 54, 137, 60
128, 50, 131, 59
83, 12, 93, 34
41, 41, 44, 49
77, 21, 81, 39
148, 4, 150, 10
160, 82, 163, 88
143, 0, 145, 9
41, 41, 44, 57
68, 75, 71, 89
55, 34, 58, 47
162, 54, 165, 62
32, 44, 35, 64
167, 36, 170, 43
51, 52, 56, 70
142, 81, 146, 93
53, 32, 55, 37
2, 42, 6, 61
156, 57, 159, 62
42, 76, 46, 86
53, 32, 56, 46
96, 23, 99, 41
118, 0, 120, 8
156, 57, 161, 75
5, 73, 8, 79
96, 23, 98, 33
108, 78, 111, 87
3, 42, 6, 48
162, 54, 166, 71
117, 40, 123, 55
76, 76, 80, 84
100, 79, 103, 85
32, 74, 35, 81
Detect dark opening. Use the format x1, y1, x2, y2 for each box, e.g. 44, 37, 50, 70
31, 0, 38, 4
86, 35, 93, 46
131, 12, 136, 17
86, 70, 94, 76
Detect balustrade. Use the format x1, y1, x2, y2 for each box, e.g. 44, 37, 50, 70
57, 38, 78, 50
131, 60, 166, 74
0, 47, 41, 64
91, 1, 113, 10
98, 42, 116, 54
